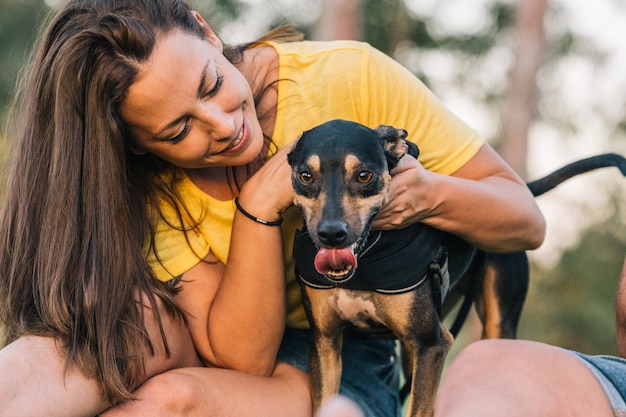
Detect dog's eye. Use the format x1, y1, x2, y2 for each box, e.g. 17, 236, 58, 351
299, 171, 314, 184
357, 171, 373, 183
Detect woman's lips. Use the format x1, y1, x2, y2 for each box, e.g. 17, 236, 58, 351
223, 118, 249, 154
226, 126, 244, 150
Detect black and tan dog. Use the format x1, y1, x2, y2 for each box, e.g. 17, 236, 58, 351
287, 119, 626, 417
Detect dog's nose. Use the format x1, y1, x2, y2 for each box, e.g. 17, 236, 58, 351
318, 221, 349, 246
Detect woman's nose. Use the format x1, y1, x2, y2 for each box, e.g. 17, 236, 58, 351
198, 106, 236, 141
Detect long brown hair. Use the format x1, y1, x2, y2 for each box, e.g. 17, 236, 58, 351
0, 0, 299, 405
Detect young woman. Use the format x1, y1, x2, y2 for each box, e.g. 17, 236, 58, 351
434, 256, 626, 417
0, 0, 545, 416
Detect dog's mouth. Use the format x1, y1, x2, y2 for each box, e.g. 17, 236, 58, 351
314, 245, 358, 282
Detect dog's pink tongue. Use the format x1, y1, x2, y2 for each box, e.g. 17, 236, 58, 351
314, 248, 357, 275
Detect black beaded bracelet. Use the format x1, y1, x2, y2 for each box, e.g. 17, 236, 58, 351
234, 197, 283, 226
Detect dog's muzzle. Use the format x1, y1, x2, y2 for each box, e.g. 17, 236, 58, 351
293, 223, 448, 297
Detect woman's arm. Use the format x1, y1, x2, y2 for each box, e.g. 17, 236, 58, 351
360, 44, 545, 252
373, 143, 546, 253
172, 144, 295, 376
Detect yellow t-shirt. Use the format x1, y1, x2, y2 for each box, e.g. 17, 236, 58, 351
145, 40, 484, 328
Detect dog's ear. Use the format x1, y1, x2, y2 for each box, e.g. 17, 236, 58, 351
287, 149, 294, 167
287, 135, 303, 167
406, 141, 419, 159
374, 125, 419, 170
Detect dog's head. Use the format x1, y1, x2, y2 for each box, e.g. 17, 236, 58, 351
287, 119, 418, 280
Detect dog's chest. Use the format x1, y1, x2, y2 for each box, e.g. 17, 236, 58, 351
332, 289, 386, 328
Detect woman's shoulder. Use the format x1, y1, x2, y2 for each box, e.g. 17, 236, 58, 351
268, 39, 376, 59
269, 39, 410, 85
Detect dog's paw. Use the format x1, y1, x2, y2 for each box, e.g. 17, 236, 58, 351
375, 124, 418, 169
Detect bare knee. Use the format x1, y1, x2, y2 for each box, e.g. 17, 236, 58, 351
439, 339, 543, 393
442, 339, 510, 379
435, 339, 615, 417
0, 336, 107, 416
435, 340, 533, 417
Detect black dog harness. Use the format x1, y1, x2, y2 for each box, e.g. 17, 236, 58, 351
293, 223, 451, 314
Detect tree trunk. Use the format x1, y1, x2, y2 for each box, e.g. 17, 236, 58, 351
313, 0, 361, 41
499, 0, 547, 179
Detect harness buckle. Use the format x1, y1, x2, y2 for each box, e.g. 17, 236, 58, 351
429, 246, 450, 316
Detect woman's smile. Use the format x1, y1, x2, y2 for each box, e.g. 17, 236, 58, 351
219, 116, 249, 155
227, 125, 245, 151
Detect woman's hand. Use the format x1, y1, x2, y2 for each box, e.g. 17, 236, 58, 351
239, 141, 296, 220
372, 154, 433, 230
373, 144, 546, 253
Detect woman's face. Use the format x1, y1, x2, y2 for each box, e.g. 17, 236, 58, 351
121, 29, 264, 169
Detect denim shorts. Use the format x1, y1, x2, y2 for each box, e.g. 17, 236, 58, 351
277, 328, 401, 417
568, 350, 626, 416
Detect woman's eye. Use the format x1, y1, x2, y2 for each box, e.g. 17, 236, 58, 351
204, 74, 223, 98
168, 121, 191, 144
